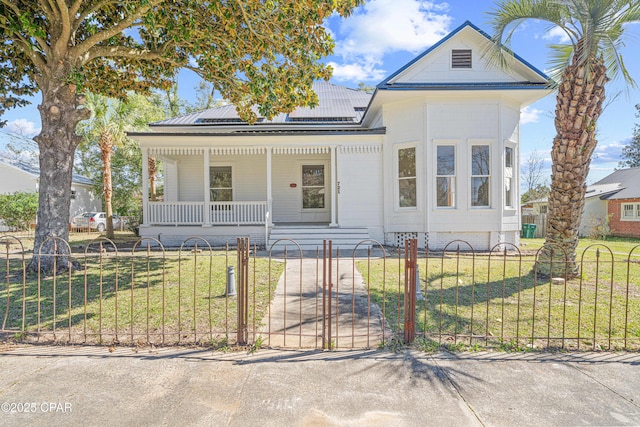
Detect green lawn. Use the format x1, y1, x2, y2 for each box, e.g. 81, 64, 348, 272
359, 237, 640, 351
1, 236, 283, 346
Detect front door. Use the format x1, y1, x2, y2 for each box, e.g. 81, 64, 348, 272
299, 163, 330, 222
271, 156, 331, 223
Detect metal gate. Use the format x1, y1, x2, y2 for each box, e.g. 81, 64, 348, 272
237, 238, 420, 349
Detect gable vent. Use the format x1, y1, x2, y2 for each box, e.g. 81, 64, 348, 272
451, 49, 472, 68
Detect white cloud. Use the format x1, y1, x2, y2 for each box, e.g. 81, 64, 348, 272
328, 60, 387, 83
329, 0, 452, 83
521, 106, 544, 125
542, 26, 571, 43
592, 139, 626, 165
6, 119, 40, 138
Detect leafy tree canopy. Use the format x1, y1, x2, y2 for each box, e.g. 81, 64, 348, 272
0, 0, 363, 270
1, 0, 362, 122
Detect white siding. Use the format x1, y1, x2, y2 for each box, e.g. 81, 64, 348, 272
0, 164, 36, 194
164, 159, 178, 202
230, 154, 267, 201
337, 147, 383, 231
426, 102, 503, 240
391, 27, 540, 85
70, 185, 101, 219
580, 198, 609, 237
383, 99, 426, 232
177, 155, 204, 201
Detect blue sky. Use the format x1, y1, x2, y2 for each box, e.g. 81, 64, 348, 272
2, 0, 639, 184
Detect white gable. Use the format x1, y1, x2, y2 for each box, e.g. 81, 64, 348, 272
386, 25, 547, 85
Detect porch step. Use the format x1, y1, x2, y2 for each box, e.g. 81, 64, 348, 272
268, 226, 371, 252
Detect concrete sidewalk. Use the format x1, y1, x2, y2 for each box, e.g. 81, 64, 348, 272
262, 258, 387, 349
1, 345, 639, 426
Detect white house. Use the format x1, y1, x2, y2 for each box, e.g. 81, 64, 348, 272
0, 131, 101, 223
129, 21, 551, 249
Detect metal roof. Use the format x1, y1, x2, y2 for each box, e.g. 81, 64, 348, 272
0, 131, 93, 186
152, 81, 372, 127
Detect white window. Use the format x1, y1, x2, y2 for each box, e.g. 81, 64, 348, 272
621, 203, 640, 221
436, 145, 456, 207
210, 166, 232, 201
505, 147, 514, 208
397, 146, 416, 208
471, 145, 490, 207
302, 165, 325, 209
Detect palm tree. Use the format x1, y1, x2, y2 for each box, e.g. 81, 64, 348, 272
488, 0, 640, 276
78, 93, 164, 239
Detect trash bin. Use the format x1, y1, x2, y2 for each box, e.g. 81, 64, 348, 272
522, 223, 537, 238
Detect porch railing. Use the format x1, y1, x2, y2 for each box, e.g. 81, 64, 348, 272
209, 201, 268, 225
148, 201, 267, 225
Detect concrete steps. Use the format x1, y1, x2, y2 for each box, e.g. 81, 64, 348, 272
267, 226, 371, 252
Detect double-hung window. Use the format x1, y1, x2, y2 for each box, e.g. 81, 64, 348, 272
210, 166, 233, 201
302, 165, 326, 209
436, 145, 456, 207
505, 146, 514, 208
621, 203, 640, 220
471, 145, 490, 207
397, 147, 417, 208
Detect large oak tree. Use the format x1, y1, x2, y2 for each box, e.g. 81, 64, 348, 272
0, 0, 362, 271
489, 0, 640, 276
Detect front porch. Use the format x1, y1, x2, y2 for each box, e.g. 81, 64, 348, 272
140, 145, 339, 229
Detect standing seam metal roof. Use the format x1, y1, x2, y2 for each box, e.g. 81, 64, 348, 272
151, 81, 372, 126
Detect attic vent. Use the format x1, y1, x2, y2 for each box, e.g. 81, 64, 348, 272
354, 106, 367, 112
451, 49, 472, 68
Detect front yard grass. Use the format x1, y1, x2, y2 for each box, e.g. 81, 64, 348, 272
359, 237, 640, 351
1, 239, 283, 346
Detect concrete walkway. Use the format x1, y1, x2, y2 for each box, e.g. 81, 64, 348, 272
1, 345, 639, 426
261, 258, 388, 349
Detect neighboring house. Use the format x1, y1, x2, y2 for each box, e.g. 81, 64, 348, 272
525, 168, 640, 239
0, 131, 101, 226
129, 21, 551, 249
595, 167, 640, 239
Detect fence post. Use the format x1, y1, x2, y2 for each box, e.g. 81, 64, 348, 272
404, 238, 417, 344
236, 237, 249, 345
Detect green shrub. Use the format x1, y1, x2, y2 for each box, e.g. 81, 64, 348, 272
0, 191, 38, 231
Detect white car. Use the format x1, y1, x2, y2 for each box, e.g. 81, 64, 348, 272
71, 212, 126, 232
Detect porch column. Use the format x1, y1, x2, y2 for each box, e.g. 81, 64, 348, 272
266, 147, 274, 226
330, 145, 337, 227
141, 147, 149, 227
203, 148, 211, 227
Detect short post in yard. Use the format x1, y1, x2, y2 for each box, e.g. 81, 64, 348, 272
226, 266, 236, 296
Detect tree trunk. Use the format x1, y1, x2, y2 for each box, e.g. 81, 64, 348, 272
99, 130, 115, 239
29, 78, 90, 273
536, 55, 608, 278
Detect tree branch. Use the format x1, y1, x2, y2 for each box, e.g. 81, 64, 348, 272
70, 0, 162, 59
234, 0, 266, 40
72, 0, 121, 34
1, 0, 21, 16
53, 0, 72, 56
